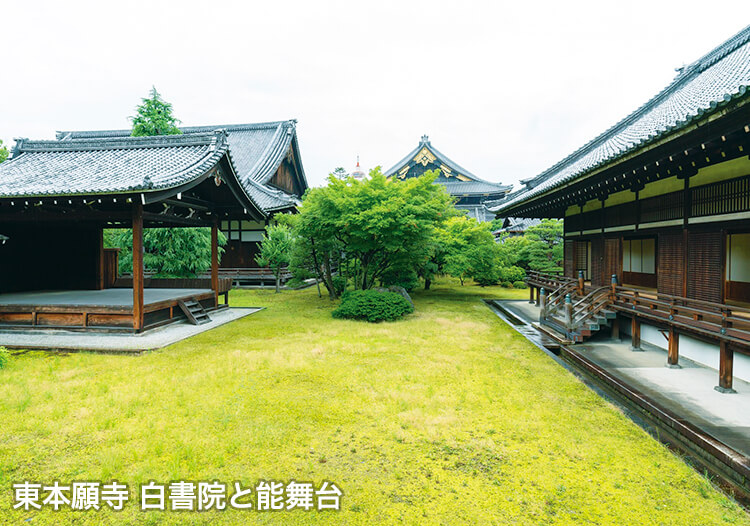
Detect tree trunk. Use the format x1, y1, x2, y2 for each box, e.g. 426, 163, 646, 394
324, 258, 337, 299
316, 279, 321, 297
425, 278, 431, 290
275, 275, 281, 293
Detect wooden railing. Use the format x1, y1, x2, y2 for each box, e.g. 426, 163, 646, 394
525, 271, 748, 390
612, 287, 750, 348
199, 267, 293, 287
115, 276, 233, 294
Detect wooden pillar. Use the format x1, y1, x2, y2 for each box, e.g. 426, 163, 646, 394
630, 316, 641, 351
97, 228, 105, 290
611, 317, 620, 340
577, 270, 584, 296
716, 341, 736, 393
529, 285, 535, 304
211, 218, 219, 307
538, 288, 546, 323
132, 201, 144, 332
667, 327, 680, 368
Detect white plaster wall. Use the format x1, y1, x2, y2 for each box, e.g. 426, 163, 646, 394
631, 322, 750, 383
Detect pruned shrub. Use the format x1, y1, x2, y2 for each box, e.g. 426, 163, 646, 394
513, 280, 528, 289
500, 281, 513, 288
0, 347, 10, 370
498, 265, 526, 283
332, 290, 414, 322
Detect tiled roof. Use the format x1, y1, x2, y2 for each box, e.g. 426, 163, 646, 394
0, 132, 235, 198
56, 121, 307, 213
384, 135, 511, 195
493, 24, 750, 215
441, 180, 511, 195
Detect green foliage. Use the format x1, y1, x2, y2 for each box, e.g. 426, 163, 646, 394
332, 290, 414, 322
331, 167, 348, 180
0, 140, 9, 164
513, 280, 528, 289
495, 220, 563, 273
292, 168, 454, 297
130, 87, 182, 137
523, 219, 564, 273
488, 217, 504, 231
0, 347, 9, 369
106, 228, 225, 278
500, 281, 513, 288
255, 224, 293, 293
331, 276, 348, 296
380, 261, 420, 292
438, 216, 500, 286
498, 265, 526, 283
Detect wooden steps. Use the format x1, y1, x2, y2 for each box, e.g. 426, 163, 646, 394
178, 299, 211, 325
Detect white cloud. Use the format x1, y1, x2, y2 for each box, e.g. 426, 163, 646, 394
1, 0, 748, 189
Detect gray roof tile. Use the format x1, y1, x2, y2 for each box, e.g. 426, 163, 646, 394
0, 132, 232, 198
56, 121, 307, 213
384, 135, 511, 195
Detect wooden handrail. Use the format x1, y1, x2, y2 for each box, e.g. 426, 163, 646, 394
614, 285, 750, 347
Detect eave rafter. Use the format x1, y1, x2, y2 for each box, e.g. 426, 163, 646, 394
506, 119, 750, 219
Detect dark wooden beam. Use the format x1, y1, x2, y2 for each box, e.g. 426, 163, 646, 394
132, 201, 144, 332
716, 341, 736, 393
97, 228, 105, 290
211, 218, 219, 306
667, 327, 680, 367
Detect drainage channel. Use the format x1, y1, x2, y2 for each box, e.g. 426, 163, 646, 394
485, 299, 750, 507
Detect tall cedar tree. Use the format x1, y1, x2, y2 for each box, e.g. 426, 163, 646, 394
104, 88, 225, 276
130, 87, 182, 137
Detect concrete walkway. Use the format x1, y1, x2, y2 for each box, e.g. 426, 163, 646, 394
499, 300, 750, 457
0, 307, 261, 353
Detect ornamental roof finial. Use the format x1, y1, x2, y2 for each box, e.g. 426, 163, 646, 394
420, 134, 429, 144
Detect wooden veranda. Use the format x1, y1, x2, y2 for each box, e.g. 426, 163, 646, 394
527, 271, 750, 392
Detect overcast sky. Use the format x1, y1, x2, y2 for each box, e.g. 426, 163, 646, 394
1, 1, 749, 189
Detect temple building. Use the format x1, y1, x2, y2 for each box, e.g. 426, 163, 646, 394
0, 120, 307, 332
384, 135, 510, 221
55, 121, 308, 269
492, 25, 750, 392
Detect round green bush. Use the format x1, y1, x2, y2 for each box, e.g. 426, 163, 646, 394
500, 281, 513, 288
498, 266, 526, 283
513, 280, 528, 289
332, 290, 414, 322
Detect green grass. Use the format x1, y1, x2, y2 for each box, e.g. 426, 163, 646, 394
0, 280, 748, 525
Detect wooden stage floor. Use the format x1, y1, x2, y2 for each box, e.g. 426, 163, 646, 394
0, 288, 212, 307
0, 288, 218, 332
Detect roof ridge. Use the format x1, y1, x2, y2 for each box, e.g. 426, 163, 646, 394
55, 120, 296, 140
244, 122, 288, 183
384, 135, 507, 186
18, 131, 227, 153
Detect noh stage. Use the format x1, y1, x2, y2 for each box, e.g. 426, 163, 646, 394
0, 131, 265, 337
0, 288, 220, 332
